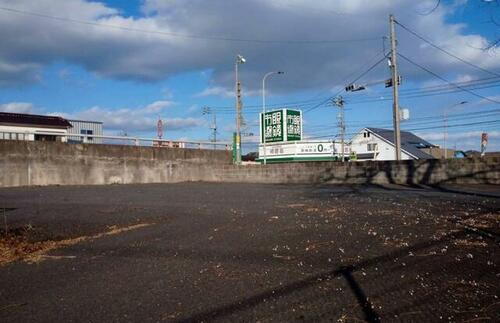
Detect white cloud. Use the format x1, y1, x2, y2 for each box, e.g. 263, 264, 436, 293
419, 130, 499, 142
0, 102, 36, 114
417, 130, 499, 151
0, 100, 202, 132
73, 104, 202, 132
196, 86, 234, 98
0, 0, 498, 92
143, 100, 175, 113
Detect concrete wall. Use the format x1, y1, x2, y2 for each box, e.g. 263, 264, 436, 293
1, 141, 498, 187
0, 141, 231, 187
216, 158, 499, 185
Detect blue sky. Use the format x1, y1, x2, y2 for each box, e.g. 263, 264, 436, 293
0, 0, 499, 152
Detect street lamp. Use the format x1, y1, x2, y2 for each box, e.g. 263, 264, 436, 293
234, 55, 246, 164
262, 71, 284, 165
443, 101, 467, 159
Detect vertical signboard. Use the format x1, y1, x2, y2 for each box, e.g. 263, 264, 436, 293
286, 109, 302, 141
260, 109, 302, 144
261, 110, 284, 143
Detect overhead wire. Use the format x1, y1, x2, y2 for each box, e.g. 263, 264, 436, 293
0, 6, 381, 45
398, 52, 500, 105
395, 20, 500, 77
304, 108, 500, 137
209, 76, 500, 113
304, 119, 500, 140
304, 54, 388, 113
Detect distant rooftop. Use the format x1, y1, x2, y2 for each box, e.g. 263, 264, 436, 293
68, 119, 103, 124
0, 112, 72, 129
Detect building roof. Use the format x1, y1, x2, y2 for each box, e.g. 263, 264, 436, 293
68, 119, 103, 124
366, 127, 436, 159
0, 112, 72, 129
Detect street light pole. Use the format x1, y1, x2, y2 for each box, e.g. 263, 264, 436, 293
235, 55, 246, 164
262, 71, 284, 165
443, 101, 467, 159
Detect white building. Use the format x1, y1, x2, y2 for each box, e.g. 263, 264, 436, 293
258, 140, 350, 163
350, 127, 436, 161
0, 112, 72, 142
67, 119, 103, 144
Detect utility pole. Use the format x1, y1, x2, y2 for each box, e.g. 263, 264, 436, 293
389, 14, 402, 161
333, 96, 345, 162
235, 55, 246, 164
262, 71, 284, 165
203, 107, 217, 150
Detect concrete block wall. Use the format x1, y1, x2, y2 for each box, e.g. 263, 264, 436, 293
1, 141, 499, 187
213, 158, 499, 185
0, 141, 231, 187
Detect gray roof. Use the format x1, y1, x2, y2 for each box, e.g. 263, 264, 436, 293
366, 127, 436, 159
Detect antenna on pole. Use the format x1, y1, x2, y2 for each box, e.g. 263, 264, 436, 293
203, 107, 217, 150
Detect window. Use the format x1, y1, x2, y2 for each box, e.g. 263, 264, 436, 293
367, 143, 378, 151
363, 132, 371, 138
35, 134, 56, 141
80, 129, 94, 141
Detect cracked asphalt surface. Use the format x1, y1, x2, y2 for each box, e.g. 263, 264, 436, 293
0, 183, 499, 322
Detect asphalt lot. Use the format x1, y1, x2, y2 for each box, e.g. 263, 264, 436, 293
0, 183, 499, 322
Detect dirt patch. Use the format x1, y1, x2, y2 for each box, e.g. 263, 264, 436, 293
0, 223, 153, 266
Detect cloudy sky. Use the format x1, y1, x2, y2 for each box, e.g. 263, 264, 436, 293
0, 0, 499, 151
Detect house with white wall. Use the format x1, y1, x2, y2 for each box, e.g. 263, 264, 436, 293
350, 127, 436, 161
0, 112, 72, 142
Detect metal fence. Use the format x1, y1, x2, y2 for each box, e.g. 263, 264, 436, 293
0, 130, 232, 150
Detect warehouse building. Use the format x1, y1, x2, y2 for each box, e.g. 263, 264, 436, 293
67, 119, 103, 144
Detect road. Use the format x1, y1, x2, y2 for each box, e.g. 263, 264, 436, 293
1, 183, 499, 322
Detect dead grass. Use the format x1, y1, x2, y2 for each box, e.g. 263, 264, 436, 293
0, 223, 152, 266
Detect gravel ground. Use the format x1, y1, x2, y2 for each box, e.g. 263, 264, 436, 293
0, 183, 499, 322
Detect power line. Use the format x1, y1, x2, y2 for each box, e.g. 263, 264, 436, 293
304, 119, 500, 140
304, 109, 500, 135
209, 76, 500, 113
0, 7, 382, 45
395, 20, 500, 77
398, 52, 500, 105
347, 81, 500, 104
304, 54, 388, 113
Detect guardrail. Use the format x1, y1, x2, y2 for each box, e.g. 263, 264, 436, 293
0, 130, 232, 150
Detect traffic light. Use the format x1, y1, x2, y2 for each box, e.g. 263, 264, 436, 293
345, 84, 355, 92
345, 83, 366, 92
385, 76, 402, 88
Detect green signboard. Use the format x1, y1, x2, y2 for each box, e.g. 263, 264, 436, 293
260, 109, 302, 143
261, 110, 284, 143
286, 109, 301, 141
